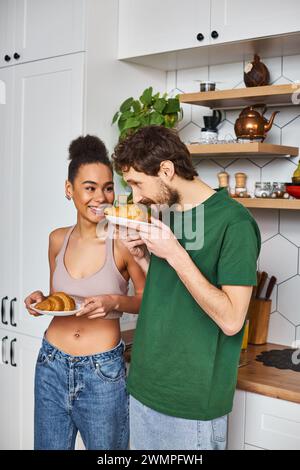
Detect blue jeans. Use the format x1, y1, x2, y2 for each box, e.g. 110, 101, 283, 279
34, 336, 129, 450
129, 395, 227, 450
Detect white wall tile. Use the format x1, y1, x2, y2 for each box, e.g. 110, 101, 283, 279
261, 158, 296, 183
249, 209, 279, 243
267, 312, 296, 346
280, 211, 300, 247
259, 235, 298, 283
209, 61, 243, 90
278, 276, 300, 326
283, 54, 300, 82
195, 159, 224, 188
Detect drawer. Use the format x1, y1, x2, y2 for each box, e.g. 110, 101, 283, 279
245, 392, 300, 450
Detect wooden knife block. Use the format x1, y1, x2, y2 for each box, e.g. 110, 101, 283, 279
247, 298, 272, 345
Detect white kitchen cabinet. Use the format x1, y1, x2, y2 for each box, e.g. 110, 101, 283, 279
245, 392, 300, 450
210, 0, 300, 45
0, 67, 13, 330
0, 0, 16, 67
118, 0, 300, 61
0, 0, 86, 68
0, 328, 41, 449
118, 0, 210, 58
0, 53, 83, 337
228, 390, 300, 450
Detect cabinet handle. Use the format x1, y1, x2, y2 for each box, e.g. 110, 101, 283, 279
4, 55, 11, 62
196, 33, 204, 42
1, 296, 8, 325
10, 297, 17, 327
10, 339, 17, 367
211, 30, 219, 39
2, 336, 9, 364
13, 52, 20, 60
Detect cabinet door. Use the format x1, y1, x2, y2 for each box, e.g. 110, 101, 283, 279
9, 53, 83, 337
0, 0, 15, 68
0, 330, 19, 449
0, 330, 41, 449
14, 0, 86, 64
0, 67, 14, 329
118, 0, 210, 58
245, 392, 300, 450
211, 0, 300, 44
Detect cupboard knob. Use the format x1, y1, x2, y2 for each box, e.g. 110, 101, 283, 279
13, 52, 20, 60
4, 55, 11, 62
211, 30, 219, 39
196, 33, 204, 41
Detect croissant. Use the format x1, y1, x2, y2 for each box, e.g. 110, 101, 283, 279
35, 292, 76, 311
104, 204, 150, 222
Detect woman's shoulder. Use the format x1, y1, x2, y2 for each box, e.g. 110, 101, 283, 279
49, 226, 73, 255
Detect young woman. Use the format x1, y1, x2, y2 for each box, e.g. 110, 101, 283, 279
24, 135, 145, 450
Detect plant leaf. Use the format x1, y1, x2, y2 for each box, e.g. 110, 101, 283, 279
112, 111, 119, 125
120, 97, 134, 113
153, 98, 167, 113
140, 87, 153, 106
164, 98, 180, 114
132, 100, 141, 113
150, 111, 165, 125
123, 117, 141, 130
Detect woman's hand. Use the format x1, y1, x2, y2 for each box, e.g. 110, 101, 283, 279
76, 295, 119, 320
24, 290, 46, 317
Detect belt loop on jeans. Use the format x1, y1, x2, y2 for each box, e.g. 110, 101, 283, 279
47, 347, 58, 362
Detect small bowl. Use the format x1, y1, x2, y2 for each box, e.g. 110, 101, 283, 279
200, 81, 216, 92
286, 184, 300, 199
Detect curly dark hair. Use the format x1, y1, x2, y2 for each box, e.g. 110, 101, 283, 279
112, 126, 197, 180
68, 135, 112, 183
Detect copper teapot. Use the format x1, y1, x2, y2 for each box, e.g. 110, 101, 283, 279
234, 104, 279, 141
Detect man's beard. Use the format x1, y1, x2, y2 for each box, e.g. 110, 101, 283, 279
139, 180, 180, 207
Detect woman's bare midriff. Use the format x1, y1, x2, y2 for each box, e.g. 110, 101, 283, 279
45, 315, 121, 356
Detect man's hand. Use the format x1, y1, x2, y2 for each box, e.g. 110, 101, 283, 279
24, 291, 46, 317
76, 295, 119, 320
118, 226, 150, 274
127, 216, 184, 264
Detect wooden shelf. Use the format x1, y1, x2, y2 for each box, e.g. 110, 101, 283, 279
236, 198, 300, 210
187, 142, 298, 158
180, 84, 300, 110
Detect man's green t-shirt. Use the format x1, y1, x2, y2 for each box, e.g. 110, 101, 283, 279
127, 188, 261, 420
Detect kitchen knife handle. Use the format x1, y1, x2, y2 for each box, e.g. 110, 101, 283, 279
265, 276, 277, 300
256, 271, 268, 299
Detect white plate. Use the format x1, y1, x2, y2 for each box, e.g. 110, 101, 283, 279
105, 215, 152, 228
30, 301, 83, 317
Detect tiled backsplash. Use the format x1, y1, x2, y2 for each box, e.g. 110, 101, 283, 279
166, 54, 300, 347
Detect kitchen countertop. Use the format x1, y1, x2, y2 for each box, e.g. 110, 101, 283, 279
121, 330, 300, 405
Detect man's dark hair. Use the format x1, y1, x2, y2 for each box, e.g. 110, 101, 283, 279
112, 126, 197, 180
68, 134, 112, 184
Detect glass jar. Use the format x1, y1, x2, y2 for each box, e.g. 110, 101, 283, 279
254, 182, 272, 198
271, 182, 286, 198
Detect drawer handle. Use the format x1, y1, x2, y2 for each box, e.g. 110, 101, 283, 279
10, 339, 17, 367
1, 296, 8, 325
10, 297, 17, 327
2, 336, 9, 364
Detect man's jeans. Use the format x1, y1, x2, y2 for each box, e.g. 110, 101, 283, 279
130, 395, 227, 450
34, 336, 129, 450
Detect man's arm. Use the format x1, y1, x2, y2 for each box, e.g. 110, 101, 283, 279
168, 248, 252, 336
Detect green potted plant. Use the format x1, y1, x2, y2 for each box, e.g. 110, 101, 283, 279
112, 86, 183, 140
112, 87, 183, 198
